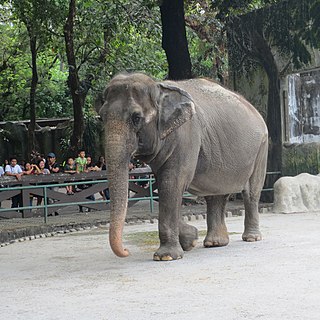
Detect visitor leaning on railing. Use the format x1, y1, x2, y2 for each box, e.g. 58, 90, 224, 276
4, 157, 23, 208
45, 153, 60, 173
63, 157, 76, 195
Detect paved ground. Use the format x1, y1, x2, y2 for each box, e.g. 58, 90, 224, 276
1, 210, 320, 320
1, 199, 263, 244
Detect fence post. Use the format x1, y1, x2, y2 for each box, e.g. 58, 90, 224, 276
44, 186, 48, 223
149, 176, 154, 213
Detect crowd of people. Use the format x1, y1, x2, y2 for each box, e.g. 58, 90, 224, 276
0, 150, 110, 208
0, 150, 151, 209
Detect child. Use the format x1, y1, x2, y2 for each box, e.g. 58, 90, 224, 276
64, 157, 76, 195
33, 160, 50, 206
75, 150, 87, 173
23, 162, 36, 175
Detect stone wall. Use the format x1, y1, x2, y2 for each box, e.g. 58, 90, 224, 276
0, 119, 105, 164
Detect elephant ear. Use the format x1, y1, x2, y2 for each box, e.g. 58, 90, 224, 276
158, 83, 196, 139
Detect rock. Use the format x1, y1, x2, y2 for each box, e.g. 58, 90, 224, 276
273, 173, 320, 213
260, 207, 269, 214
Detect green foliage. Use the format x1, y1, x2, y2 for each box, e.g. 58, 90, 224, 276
283, 143, 320, 176
0, 0, 166, 122
82, 108, 100, 159
184, 0, 281, 80
2, 0, 318, 126
228, 0, 320, 73
210, 0, 280, 20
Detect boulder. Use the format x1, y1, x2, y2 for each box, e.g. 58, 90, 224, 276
273, 173, 320, 213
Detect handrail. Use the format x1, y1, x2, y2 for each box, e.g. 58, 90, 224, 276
0, 176, 158, 223
0, 169, 280, 222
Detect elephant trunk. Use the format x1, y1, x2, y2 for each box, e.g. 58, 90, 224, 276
106, 123, 132, 257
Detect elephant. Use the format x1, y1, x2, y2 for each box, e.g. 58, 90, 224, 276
96, 72, 268, 261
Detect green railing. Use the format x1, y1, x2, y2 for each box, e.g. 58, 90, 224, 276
0, 171, 281, 223
0, 176, 158, 223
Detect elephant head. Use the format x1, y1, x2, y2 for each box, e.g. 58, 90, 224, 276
96, 72, 195, 257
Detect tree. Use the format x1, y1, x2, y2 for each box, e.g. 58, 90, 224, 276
183, 1, 281, 83
159, 0, 192, 80
227, 0, 320, 171
10, 0, 45, 152
63, 0, 85, 153
1, 0, 65, 154
0, 10, 30, 121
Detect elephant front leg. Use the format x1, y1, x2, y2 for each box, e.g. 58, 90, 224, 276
204, 195, 229, 247
153, 178, 185, 261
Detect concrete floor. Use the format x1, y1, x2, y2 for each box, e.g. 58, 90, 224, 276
1, 211, 320, 320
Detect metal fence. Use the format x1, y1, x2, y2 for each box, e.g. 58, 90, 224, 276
0, 176, 158, 223
0, 171, 281, 223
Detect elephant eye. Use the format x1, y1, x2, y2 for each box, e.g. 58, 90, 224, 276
132, 112, 142, 126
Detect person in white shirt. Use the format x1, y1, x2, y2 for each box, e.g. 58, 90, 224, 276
5, 157, 23, 180
0, 165, 4, 177
5, 157, 24, 208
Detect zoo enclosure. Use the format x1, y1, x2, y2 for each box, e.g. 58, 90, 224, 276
0, 169, 158, 221
0, 170, 280, 222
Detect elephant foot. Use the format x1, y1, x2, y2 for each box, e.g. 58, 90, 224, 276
242, 230, 262, 242
153, 244, 184, 261
203, 231, 229, 248
179, 223, 198, 251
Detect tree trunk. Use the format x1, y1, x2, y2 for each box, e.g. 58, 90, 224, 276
265, 68, 282, 172
28, 33, 38, 155
250, 28, 282, 202
64, 0, 85, 154
160, 0, 192, 80
252, 32, 282, 173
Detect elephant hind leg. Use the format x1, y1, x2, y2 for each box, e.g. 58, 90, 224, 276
242, 187, 262, 242
242, 139, 267, 242
204, 195, 229, 248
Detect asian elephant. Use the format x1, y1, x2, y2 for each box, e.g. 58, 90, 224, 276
96, 72, 268, 261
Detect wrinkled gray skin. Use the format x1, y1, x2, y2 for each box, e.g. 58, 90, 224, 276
96, 72, 268, 261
